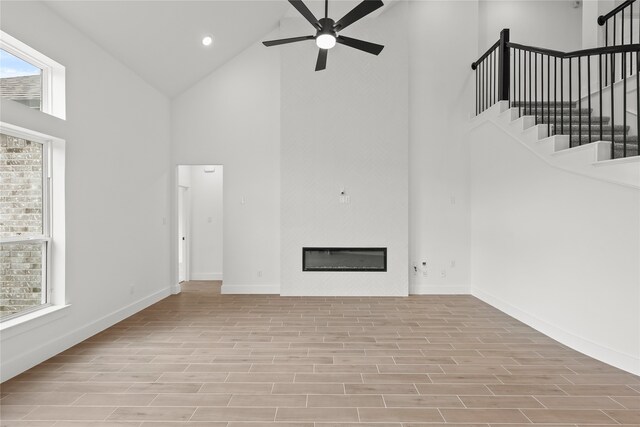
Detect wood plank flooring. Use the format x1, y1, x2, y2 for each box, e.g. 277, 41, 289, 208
1, 280, 639, 426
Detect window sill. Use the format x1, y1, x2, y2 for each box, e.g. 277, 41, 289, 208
0, 304, 71, 340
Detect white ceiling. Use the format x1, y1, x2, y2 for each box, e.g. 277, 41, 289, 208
44, 1, 290, 97
43, 0, 391, 98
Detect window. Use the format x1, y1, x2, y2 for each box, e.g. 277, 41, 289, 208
0, 49, 42, 110
0, 31, 66, 119
0, 130, 51, 321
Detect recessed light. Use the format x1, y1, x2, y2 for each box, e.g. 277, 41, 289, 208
202, 35, 214, 47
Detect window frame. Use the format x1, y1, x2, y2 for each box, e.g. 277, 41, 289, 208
0, 126, 53, 322
0, 30, 66, 119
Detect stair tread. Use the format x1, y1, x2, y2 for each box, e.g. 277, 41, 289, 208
552, 124, 629, 131
517, 108, 593, 114
569, 136, 639, 143
512, 101, 576, 107
536, 117, 611, 124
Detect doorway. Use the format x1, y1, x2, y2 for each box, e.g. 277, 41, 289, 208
177, 165, 223, 286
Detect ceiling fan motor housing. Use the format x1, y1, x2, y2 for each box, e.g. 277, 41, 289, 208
317, 17, 337, 39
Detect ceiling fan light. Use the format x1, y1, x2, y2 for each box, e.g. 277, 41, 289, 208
316, 34, 336, 50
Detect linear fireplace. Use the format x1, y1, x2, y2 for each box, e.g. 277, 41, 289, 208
302, 247, 387, 272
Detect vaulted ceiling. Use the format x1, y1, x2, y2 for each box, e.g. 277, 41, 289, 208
44, 1, 290, 97
43, 0, 390, 98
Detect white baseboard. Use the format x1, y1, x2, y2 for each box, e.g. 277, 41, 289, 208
472, 287, 640, 376
0, 287, 171, 382
221, 284, 280, 294
190, 272, 222, 281
410, 284, 470, 295
171, 283, 182, 294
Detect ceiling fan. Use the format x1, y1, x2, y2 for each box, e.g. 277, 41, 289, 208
263, 0, 384, 71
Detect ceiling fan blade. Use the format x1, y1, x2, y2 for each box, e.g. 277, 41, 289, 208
333, 0, 384, 32
315, 49, 328, 71
263, 35, 315, 47
336, 35, 384, 55
289, 0, 322, 30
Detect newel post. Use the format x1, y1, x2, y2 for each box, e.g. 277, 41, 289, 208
498, 28, 510, 102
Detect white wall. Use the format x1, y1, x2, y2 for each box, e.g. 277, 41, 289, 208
189, 166, 223, 281
408, 0, 478, 294
469, 120, 640, 375
280, 2, 409, 296
0, 1, 171, 381
478, 0, 583, 53
171, 34, 281, 293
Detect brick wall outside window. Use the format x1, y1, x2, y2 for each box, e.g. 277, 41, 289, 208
0, 133, 44, 317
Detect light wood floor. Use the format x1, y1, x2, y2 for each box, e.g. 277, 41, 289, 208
1, 280, 639, 426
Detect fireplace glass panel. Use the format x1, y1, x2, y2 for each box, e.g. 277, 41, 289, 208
302, 247, 387, 272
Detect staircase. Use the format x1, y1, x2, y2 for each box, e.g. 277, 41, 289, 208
512, 101, 640, 158
470, 101, 640, 189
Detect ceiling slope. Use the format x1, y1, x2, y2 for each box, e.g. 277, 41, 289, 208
44, 0, 290, 97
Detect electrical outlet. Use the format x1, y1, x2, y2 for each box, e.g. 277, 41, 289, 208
440, 270, 447, 278
129, 284, 135, 295
450, 260, 456, 268
257, 270, 263, 278
422, 270, 428, 277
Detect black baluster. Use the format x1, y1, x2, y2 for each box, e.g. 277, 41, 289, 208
599, 54, 603, 141
535, 53, 538, 121
482, 60, 485, 112
588, 55, 592, 143
561, 58, 564, 135
541, 54, 544, 125
579, 56, 582, 145
605, 21, 609, 86
475, 63, 478, 115
636, 51, 639, 159
492, 50, 496, 105
554, 56, 558, 136
629, 4, 633, 76
519, 49, 522, 116
490, 51, 493, 107
613, 16, 617, 83
623, 50, 627, 157
569, 58, 573, 146
548, 53, 551, 136
529, 51, 532, 116
622, 9, 625, 76
611, 52, 615, 158
512, 48, 516, 107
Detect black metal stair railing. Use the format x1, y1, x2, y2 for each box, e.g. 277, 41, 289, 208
471, 29, 640, 159
598, 0, 637, 85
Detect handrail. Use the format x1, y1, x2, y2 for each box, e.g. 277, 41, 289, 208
471, 40, 499, 70
472, 42, 640, 70
598, 0, 636, 25
507, 42, 640, 59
